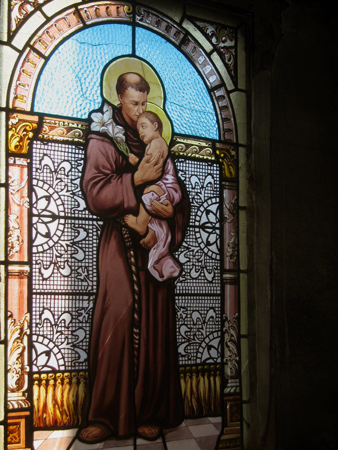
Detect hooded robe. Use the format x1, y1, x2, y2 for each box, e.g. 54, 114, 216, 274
81, 106, 187, 437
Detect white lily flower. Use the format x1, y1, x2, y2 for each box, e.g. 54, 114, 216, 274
90, 103, 126, 143
111, 123, 125, 142
101, 119, 113, 135
90, 112, 104, 132
90, 103, 112, 132
103, 102, 113, 119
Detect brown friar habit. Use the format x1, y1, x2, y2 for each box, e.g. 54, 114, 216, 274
82, 106, 186, 437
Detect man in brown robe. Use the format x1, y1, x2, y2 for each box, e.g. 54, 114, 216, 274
79, 73, 186, 443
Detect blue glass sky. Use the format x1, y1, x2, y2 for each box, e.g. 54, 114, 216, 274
34, 24, 219, 139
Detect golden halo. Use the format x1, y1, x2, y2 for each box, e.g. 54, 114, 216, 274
102, 57, 164, 108
145, 103, 172, 145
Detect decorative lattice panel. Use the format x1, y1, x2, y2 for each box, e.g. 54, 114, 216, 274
32, 218, 101, 293
174, 159, 221, 295
32, 141, 91, 219
32, 295, 94, 371
174, 159, 221, 364
32, 141, 99, 371
176, 296, 221, 365
32, 141, 101, 294
31, 140, 221, 369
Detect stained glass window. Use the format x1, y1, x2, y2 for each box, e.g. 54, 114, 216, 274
1, 2, 248, 449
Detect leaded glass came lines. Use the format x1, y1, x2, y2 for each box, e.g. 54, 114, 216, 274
175, 159, 220, 228
32, 141, 90, 219
136, 27, 219, 139
32, 295, 94, 371
31, 139, 222, 369
33, 24, 219, 139
176, 296, 221, 365
32, 141, 101, 294
34, 24, 133, 118
3, 1, 246, 445
174, 159, 221, 294
175, 226, 221, 295
32, 218, 101, 293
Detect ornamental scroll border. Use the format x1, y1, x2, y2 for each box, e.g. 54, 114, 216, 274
10, 1, 134, 35
10, 0, 48, 34
7, 311, 30, 409
8, 114, 238, 168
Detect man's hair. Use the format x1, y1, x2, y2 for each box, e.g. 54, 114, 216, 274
116, 73, 150, 96
138, 111, 163, 135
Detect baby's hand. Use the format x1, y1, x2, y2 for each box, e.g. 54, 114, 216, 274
129, 153, 139, 166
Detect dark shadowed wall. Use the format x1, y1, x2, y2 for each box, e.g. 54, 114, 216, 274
209, 0, 338, 448
270, 3, 338, 450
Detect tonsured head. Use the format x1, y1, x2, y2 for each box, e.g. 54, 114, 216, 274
116, 73, 150, 128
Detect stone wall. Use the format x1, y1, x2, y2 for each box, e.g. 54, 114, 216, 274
213, 0, 338, 448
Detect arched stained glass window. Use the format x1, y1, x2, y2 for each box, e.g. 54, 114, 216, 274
1, 2, 248, 449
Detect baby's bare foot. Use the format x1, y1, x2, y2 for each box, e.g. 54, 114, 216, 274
129, 153, 139, 166
124, 214, 147, 235
140, 229, 157, 249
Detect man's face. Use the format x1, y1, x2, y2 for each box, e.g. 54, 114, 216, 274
119, 88, 147, 128
137, 117, 158, 145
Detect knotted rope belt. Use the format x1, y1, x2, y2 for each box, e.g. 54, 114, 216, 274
120, 222, 141, 382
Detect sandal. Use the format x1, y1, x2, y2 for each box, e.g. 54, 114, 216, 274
78, 423, 113, 444
137, 424, 162, 441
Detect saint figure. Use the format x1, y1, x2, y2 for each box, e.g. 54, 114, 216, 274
79, 57, 188, 443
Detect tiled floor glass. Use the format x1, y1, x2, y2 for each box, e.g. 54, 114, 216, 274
33, 418, 222, 450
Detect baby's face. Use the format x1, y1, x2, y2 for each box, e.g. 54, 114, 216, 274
137, 117, 158, 144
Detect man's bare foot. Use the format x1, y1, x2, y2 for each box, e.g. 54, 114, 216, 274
140, 228, 157, 249
137, 424, 161, 440
124, 214, 147, 235
78, 423, 113, 443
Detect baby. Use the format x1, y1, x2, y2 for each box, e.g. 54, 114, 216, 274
125, 111, 168, 235
124, 111, 182, 282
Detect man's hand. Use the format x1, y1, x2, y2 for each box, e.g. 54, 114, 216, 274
134, 152, 163, 186
151, 199, 174, 218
